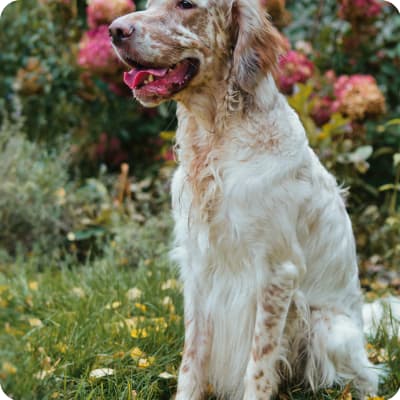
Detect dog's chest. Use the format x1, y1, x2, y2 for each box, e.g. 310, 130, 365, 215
172, 159, 277, 273
172, 165, 270, 398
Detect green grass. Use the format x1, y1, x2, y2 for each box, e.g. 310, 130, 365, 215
0, 218, 399, 399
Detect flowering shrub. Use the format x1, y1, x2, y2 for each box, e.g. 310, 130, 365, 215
277, 49, 386, 126
14, 58, 52, 95
333, 74, 386, 120
87, 0, 135, 29
338, 0, 383, 22
78, 25, 121, 75
278, 50, 314, 94
78, 0, 136, 90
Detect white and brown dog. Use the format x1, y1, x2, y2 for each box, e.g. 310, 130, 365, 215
110, 0, 379, 398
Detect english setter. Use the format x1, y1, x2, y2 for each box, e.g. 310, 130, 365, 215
109, 0, 379, 398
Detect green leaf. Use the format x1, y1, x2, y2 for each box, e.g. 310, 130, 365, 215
385, 119, 400, 127
70, 228, 106, 241
320, 113, 350, 139
350, 146, 373, 162
394, 153, 400, 167
379, 184, 400, 192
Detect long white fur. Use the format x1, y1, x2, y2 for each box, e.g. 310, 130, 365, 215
172, 75, 379, 399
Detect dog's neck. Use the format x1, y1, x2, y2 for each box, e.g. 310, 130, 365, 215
177, 73, 280, 137
173, 73, 301, 219
174, 73, 284, 183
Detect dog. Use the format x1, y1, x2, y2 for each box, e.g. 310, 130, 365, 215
109, 0, 379, 398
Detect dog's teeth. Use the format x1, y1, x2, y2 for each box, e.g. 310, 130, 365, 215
148, 75, 154, 83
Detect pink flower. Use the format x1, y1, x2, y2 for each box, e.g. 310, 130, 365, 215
333, 74, 386, 120
87, 0, 136, 29
334, 75, 374, 100
311, 96, 336, 126
78, 25, 120, 74
278, 50, 314, 94
339, 0, 382, 21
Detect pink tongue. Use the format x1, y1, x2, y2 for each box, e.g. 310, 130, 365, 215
124, 68, 168, 89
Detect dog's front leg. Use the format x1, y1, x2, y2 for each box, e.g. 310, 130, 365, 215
176, 288, 210, 400
243, 262, 298, 400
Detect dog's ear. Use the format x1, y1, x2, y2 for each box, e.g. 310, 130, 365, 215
231, 0, 285, 94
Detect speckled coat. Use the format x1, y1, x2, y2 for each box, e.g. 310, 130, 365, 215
111, 0, 379, 398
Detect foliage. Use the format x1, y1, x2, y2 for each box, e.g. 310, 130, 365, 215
285, 0, 400, 113
0, 103, 172, 260
0, 0, 174, 175
0, 103, 71, 256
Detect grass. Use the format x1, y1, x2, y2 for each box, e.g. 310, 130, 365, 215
0, 217, 399, 400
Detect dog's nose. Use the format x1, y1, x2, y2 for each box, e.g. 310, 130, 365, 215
109, 20, 135, 45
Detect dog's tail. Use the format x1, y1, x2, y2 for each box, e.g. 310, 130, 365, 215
362, 296, 400, 339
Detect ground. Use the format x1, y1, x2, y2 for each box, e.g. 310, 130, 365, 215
0, 218, 399, 400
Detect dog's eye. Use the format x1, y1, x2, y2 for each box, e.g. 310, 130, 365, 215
177, 0, 195, 9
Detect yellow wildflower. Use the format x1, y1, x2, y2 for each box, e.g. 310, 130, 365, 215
105, 301, 122, 310
134, 303, 147, 313
0, 285, 9, 294
125, 316, 145, 330
151, 317, 168, 332
2, 362, 17, 375
55, 343, 67, 354
130, 328, 148, 339
162, 296, 176, 314
137, 356, 155, 369
28, 318, 43, 327
130, 347, 145, 359
28, 281, 39, 291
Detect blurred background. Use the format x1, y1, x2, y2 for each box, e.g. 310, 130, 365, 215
0, 1, 399, 399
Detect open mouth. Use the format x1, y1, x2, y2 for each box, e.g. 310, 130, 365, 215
123, 58, 200, 100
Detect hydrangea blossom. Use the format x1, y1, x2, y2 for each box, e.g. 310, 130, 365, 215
78, 25, 120, 74
87, 0, 136, 29
334, 75, 386, 120
278, 50, 314, 94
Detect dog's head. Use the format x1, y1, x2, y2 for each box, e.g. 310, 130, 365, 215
110, 0, 284, 107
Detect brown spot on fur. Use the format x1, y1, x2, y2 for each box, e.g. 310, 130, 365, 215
254, 370, 264, 380
263, 303, 275, 314
186, 349, 196, 359
184, 318, 193, 329
263, 383, 272, 393
252, 348, 260, 362
264, 317, 277, 329
181, 364, 190, 373
262, 344, 274, 355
